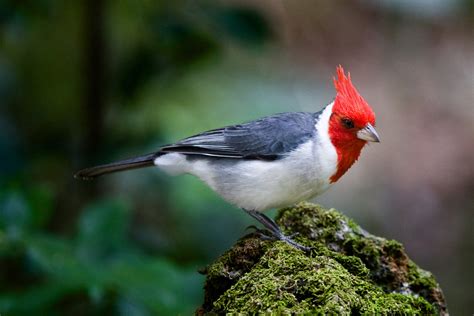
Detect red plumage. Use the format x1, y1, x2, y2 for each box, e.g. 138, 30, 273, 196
333, 65, 375, 128
329, 66, 377, 183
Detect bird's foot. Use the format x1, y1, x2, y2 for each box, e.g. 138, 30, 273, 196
246, 225, 277, 241
263, 230, 311, 252
243, 210, 311, 252
277, 233, 311, 252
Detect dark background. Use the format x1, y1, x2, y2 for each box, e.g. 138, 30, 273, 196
0, 0, 473, 314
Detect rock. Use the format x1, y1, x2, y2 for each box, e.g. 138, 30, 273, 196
197, 202, 448, 315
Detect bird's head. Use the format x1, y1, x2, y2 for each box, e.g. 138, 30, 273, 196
328, 66, 380, 182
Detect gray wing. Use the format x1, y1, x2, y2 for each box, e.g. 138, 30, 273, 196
160, 112, 319, 160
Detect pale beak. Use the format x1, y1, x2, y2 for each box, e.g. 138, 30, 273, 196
357, 123, 380, 142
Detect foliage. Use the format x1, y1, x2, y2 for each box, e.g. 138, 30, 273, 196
0, 185, 203, 315
0, 2, 271, 314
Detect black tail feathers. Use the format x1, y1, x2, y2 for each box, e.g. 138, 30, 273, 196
74, 152, 161, 180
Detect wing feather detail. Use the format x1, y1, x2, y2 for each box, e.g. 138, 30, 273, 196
160, 112, 320, 160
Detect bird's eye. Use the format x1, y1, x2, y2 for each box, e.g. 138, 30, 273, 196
341, 118, 354, 129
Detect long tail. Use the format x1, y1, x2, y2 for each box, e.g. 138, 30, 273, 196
74, 152, 161, 180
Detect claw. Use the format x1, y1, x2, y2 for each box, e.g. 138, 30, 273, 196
242, 209, 311, 252
288, 232, 300, 239
245, 225, 260, 232
245, 225, 274, 239
279, 235, 312, 252
259, 234, 276, 241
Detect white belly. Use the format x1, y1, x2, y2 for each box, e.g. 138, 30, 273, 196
154, 138, 337, 211
154, 103, 338, 211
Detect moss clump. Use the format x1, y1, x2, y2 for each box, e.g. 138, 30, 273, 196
198, 202, 448, 315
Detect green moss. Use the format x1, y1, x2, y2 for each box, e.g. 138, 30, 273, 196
332, 253, 370, 279
384, 239, 405, 257
406, 261, 447, 313
199, 203, 447, 315
209, 243, 434, 314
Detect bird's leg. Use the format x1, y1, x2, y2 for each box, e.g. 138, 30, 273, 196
243, 209, 311, 251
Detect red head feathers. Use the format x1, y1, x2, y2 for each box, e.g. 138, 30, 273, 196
332, 66, 375, 127
328, 66, 378, 183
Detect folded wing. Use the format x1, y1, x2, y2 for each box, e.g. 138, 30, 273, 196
160, 112, 318, 160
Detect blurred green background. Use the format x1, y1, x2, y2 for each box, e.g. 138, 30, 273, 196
0, 0, 473, 314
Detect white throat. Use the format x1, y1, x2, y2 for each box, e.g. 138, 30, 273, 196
313, 101, 338, 184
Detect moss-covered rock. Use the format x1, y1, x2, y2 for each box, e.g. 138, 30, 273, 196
197, 202, 448, 315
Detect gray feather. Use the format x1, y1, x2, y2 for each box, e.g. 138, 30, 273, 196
160, 112, 320, 160
74, 153, 159, 179
75, 111, 322, 180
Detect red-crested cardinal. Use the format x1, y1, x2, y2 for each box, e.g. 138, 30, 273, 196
75, 66, 380, 250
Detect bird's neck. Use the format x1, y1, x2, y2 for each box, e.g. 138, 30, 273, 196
329, 140, 364, 183
314, 101, 365, 184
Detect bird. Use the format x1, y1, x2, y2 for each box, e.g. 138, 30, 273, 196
74, 66, 380, 251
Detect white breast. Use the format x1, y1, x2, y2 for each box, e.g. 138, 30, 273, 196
313, 101, 338, 184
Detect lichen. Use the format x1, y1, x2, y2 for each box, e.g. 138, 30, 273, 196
198, 202, 448, 315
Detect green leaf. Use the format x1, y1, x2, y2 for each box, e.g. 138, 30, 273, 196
76, 199, 131, 262
0, 190, 29, 238
0, 184, 54, 235
108, 257, 203, 315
